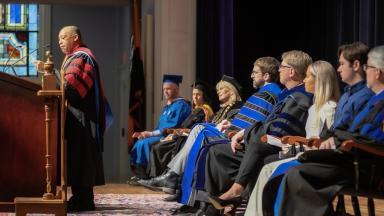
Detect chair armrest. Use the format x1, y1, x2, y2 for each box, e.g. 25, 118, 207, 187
280, 135, 322, 148
340, 140, 384, 157
260, 134, 271, 143
164, 128, 190, 135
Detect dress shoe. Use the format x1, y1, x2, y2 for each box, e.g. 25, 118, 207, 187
138, 171, 179, 194
193, 201, 208, 215
195, 204, 221, 216
67, 195, 95, 212
126, 175, 141, 186
207, 194, 242, 210
164, 190, 181, 202
171, 204, 199, 215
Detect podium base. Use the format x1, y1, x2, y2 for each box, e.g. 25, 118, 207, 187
14, 197, 66, 216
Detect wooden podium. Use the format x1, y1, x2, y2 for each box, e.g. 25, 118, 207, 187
0, 52, 67, 215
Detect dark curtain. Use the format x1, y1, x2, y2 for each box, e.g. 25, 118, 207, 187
197, 0, 384, 98
196, 0, 234, 95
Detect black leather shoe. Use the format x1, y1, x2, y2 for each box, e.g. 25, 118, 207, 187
67, 196, 96, 212
171, 204, 198, 215
193, 201, 208, 215
195, 204, 221, 216
207, 194, 242, 210
164, 190, 181, 202
138, 171, 179, 194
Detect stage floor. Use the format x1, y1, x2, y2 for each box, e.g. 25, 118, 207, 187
95, 184, 384, 215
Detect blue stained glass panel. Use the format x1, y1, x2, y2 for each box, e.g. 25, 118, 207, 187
28, 32, 37, 75
10, 4, 21, 24
13, 65, 26, 76
0, 3, 39, 76
28, 5, 37, 31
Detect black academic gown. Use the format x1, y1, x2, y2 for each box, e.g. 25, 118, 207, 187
205, 89, 313, 196
276, 98, 384, 216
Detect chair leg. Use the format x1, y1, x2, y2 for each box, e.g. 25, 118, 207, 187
335, 195, 346, 215
367, 198, 375, 216
351, 196, 361, 216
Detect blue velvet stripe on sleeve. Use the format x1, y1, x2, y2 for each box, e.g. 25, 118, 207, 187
230, 83, 281, 131
349, 90, 384, 144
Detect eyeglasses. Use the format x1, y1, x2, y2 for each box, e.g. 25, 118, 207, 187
279, 64, 292, 69
363, 64, 377, 71
252, 70, 263, 75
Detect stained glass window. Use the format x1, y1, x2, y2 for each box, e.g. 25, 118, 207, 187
0, 3, 39, 76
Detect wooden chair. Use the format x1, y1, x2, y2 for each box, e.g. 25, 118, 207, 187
164, 128, 191, 136
272, 136, 384, 216
260, 135, 322, 158
261, 135, 384, 215
334, 140, 384, 216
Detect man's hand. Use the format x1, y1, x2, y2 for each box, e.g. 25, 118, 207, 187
319, 137, 336, 149
161, 134, 174, 142
132, 131, 152, 139
230, 130, 245, 153
34, 60, 45, 73
216, 119, 231, 132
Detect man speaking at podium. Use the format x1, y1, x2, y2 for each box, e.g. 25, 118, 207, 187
35, 25, 112, 211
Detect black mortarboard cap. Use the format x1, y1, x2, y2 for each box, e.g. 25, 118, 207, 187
163, 74, 183, 85
191, 80, 209, 92
221, 75, 242, 94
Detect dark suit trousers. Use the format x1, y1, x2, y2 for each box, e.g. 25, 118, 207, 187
205, 141, 280, 196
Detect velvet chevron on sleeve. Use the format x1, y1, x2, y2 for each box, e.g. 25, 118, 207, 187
64, 46, 113, 187
229, 83, 280, 132
266, 91, 313, 138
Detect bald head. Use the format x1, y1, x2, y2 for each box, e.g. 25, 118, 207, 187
58, 25, 82, 54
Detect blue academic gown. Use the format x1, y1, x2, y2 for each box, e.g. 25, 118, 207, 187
130, 98, 191, 166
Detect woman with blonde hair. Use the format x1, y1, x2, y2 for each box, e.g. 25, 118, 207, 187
210, 76, 243, 124
244, 60, 340, 216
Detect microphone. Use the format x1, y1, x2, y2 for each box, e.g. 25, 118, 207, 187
4, 44, 51, 76
2, 45, 23, 74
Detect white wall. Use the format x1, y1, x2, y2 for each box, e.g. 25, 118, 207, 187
152, 0, 196, 125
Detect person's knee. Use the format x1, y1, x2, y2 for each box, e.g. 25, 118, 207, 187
191, 124, 205, 135
284, 166, 300, 181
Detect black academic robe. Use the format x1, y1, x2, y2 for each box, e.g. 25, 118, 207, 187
64, 47, 110, 187
276, 97, 384, 216
205, 89, 313, 196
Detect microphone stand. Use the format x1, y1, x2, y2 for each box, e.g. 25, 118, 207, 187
2, 45, 22, 75
4, 44, 50, 76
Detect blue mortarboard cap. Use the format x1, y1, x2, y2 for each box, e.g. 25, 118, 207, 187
163, 74, 183, 85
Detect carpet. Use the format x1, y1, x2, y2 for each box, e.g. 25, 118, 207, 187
1, 194, 182, 216
85, 193, 181, 215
